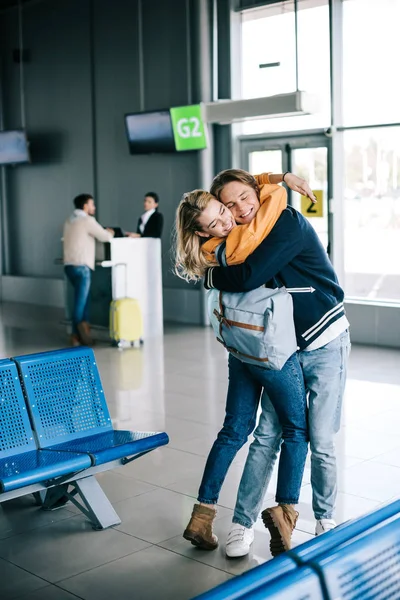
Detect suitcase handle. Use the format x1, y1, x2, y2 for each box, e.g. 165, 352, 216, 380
110, 262, 128, 299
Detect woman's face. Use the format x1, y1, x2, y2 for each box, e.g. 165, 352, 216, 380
219, 181, 260, 224
196, 199, 236, 239
144, 196, 158, 211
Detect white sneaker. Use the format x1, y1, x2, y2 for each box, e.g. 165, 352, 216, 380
225, 523, 254, 558
315, 518, 337, 536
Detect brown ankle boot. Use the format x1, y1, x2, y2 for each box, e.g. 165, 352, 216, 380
183, 504, 218, 550
77, 321, 93, 346
70, 334, 81, 347
262, 504, 299, 557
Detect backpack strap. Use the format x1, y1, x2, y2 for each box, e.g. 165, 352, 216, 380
215, 241, 227, 267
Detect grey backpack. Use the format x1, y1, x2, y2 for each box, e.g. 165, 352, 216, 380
207, 243, 297, 370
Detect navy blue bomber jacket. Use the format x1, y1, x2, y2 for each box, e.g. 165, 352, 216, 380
204, 207, 346, 351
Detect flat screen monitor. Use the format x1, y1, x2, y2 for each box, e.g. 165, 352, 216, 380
0, 130, 30, 165
107, 226, 125, 238
125, 110, 175, 154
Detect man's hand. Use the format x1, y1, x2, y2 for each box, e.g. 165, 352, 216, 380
128, 233, 141, 238
284, 173, 317, 203
106, 227, 115, 236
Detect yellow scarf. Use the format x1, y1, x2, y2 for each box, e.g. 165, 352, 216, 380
202, 173, 287, 265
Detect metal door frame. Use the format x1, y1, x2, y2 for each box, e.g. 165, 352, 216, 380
239, 130, 333, 257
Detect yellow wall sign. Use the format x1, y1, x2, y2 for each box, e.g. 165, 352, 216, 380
301, 190, 324, 218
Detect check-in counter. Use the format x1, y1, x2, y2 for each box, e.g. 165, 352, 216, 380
64, 237, 163, 340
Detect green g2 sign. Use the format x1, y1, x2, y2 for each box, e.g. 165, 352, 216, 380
170, 104, 207, 152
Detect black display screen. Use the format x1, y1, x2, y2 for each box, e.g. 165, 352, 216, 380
125, 110, 175, 154
0, 130, 30, 165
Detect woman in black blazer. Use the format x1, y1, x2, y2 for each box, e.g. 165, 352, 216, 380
129, 192, 164, 239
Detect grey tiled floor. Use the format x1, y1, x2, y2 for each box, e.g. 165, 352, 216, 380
1, 303, 400, 599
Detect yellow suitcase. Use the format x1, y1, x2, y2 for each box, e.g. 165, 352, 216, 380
110, 297, 143, 347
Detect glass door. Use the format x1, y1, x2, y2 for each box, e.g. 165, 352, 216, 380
241, 134, 332, 256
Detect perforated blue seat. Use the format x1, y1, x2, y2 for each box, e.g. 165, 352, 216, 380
240, 567, 323, 600
289, 497, 400, 564
13, 348, 169, 466
312, 514, 400, 599
0, 359, 91, 493
0, 449, 91, 493
192, 555, 298, 600
47, 430, 169, 465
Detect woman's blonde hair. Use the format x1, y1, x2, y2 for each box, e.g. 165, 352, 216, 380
174, 189, 214, 281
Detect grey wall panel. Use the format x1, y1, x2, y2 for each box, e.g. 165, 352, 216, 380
163, 286, 202, 325
91, 0, 142, 227
1, 275, 64, 308
92, 0, 199, 291
141, 0, 191, 110
0, 0, 206, 319
2, 0, 94, 278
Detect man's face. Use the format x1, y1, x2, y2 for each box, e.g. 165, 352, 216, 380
144, 196, 158, 211
219, 181, 260, 225
86, 198, 96, 216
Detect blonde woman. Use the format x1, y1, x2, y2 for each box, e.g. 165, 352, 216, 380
175, 175, 308, 558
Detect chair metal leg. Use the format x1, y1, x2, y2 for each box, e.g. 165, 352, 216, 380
67, 475, 121, 530
40, 485, 70, 510
33, 491, 46, 506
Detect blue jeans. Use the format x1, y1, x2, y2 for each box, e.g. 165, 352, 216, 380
64, 265, 91, 335
233, 330, 351, 526
198, 352, 308, 507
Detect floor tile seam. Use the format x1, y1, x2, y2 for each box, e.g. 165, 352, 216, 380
152, 542, 236, 577
293, 525, 315, 536
335, 488, 389, 503
368, 458, 400, 469
53, 543, 155, 586
0, 534, 152, 585
341, 456, 400, 472
27, 584, 85, 600
163, 411, 226, 427
339, 423, 400, 439
110, 481, 198, 504
344, 423, 400, 435
0, 511, 84, 545
0, 555, 54, 587
111, 525, 157, 546
165, 444, 219, 458
345, 404, 400, 418
106, 483, 160, 503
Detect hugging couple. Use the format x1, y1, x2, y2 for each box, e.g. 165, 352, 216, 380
174, 169, 350, 558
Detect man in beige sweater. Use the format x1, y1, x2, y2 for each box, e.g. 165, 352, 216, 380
63, 194, 114, 346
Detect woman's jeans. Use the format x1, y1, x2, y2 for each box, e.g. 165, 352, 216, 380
198, 352, 308, 509
64, 265, 91, 335
233, 330, 351, 527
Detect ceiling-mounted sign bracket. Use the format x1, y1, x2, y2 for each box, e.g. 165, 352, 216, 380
203, 91, 318, 125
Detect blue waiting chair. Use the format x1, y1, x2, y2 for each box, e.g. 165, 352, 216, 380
289, 498, 400, 565
13, 347, 169, 466
192, 555, 298, 600
11, 347, 168, 529
0, 359, 91, 494
240, 567, 323, 600
312, 514, 400, 599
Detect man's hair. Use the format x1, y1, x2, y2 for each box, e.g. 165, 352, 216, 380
74, 193, 93, 210
145, 192, 159, 204
210, 169, 260, 202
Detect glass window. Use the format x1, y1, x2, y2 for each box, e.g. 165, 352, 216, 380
291, 147, 329, 250
241, 2, 297, 100
344, 126, 400, 301
248, 149, 283, 174
240, 0, 330, 134
343, 0, 400, 126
